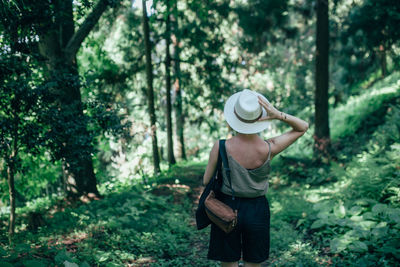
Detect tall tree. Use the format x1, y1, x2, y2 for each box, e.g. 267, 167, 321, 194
142, 0, 161, 173
314, 0, 331, 158
341, 0, 400, 80
37, 0, 114, 198
0, 0, 114, 198
165, 0, 176, 165
171, 0, 186, 160
0, 54, 43, 241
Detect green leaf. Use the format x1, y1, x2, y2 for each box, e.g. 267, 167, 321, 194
388, 210, 400, 224
99, 256, 109, 262
316, 209, 330, 219
371, 226, 389, 239
14, 243, 31, 253
349, 241, 368, 253
377, 246, 400, 258
348, 206, 363, 216
358, 220, 377, 230
313, 201, 333, 212
334, 204, 346, 218
337, 218, 349, 226
23, 260, 47, 267
64, 261, 79, 267
354, 199, 377, 206
0, 247, 7, 257
0, 261, 14, 267
96, 252, 111, 263
310, 219, 326, 229
55, 250, 75, 265
372, 203, 387, 215
296, 218, 305, 228
375, 221, 388, 228
330, 237, 351, 253
361, 212, 375, 220
350, 215, 363, 222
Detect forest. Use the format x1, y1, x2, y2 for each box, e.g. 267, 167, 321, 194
0, 0, 399, 266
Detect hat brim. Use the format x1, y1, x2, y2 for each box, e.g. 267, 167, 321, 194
224, 91, 270, 134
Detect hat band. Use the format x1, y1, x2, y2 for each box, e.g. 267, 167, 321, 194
234, 108, 262, 123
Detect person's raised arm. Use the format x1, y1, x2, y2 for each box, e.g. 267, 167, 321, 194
202, 140, 219, 185
258, 96, 309, 158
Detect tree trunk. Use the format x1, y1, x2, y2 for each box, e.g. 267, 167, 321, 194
165, 1, 176, 166
37, 0, 109, 198
379, 44, 387, 78
7, 163, 16, 240
172, 1, 186, 160
314, 0, 331, 159
142, 0, 161, 173
7, 161, 16, 240
7, 117, 18, 242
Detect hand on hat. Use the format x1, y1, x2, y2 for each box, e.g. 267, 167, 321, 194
257, 96, 281, 121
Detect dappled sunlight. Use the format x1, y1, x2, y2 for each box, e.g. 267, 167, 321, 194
304, 179, 352, 203
331, 73, 400, 140
1, 0, 400, 265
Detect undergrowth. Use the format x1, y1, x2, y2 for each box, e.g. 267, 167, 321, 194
0, 168, 217, 267
1, 73, 399, 266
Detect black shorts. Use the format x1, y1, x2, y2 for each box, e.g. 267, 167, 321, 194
207, 192, 270, 263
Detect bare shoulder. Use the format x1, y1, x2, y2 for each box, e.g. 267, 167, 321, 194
212, 139, 219, 149
209, 139, 220, 156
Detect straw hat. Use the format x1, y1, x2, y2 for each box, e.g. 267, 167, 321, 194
224, 89, 270, 134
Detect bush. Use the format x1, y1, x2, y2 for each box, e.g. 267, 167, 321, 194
308, 200, 400, 266
331, 72, 400, 141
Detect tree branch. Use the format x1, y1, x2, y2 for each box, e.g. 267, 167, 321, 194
64, 0, 111, 60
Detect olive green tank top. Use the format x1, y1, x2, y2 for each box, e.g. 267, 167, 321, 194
220, 140, 271, 198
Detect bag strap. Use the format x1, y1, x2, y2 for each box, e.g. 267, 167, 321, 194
219, 140, 235, 200
206, 145, 222, 191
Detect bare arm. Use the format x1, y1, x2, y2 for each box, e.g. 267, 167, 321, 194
258, 96, 309, 158
202, 140, 219, 185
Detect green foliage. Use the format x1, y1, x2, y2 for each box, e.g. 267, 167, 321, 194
1, 1, 400, 266
263, 75, 400, 266
0, 165, 215, 266
300, 95, 400, 265
336, 0, 400, 87
275, 71, 400, 161
308, 200, 400, 265
331, 72, 400, 140
338, 103, 400, 202
0, 54, 44, 158
234, 0, 291, 52
344, 0, 400, 51
267, 218, 328, 267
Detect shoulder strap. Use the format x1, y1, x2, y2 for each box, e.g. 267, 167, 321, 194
213, 147, 222, 179
265, 139, 272, 161
209, 146, 222, 190
219, 140, 235, 200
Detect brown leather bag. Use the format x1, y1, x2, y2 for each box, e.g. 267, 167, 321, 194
205, 190, 237, 233
203, 140, 238, 234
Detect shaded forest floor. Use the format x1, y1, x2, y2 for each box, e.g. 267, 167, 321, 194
1, 73, 400, 266
2, 162, 331, 267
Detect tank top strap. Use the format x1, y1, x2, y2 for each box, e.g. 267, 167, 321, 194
265, 140, 271, 161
